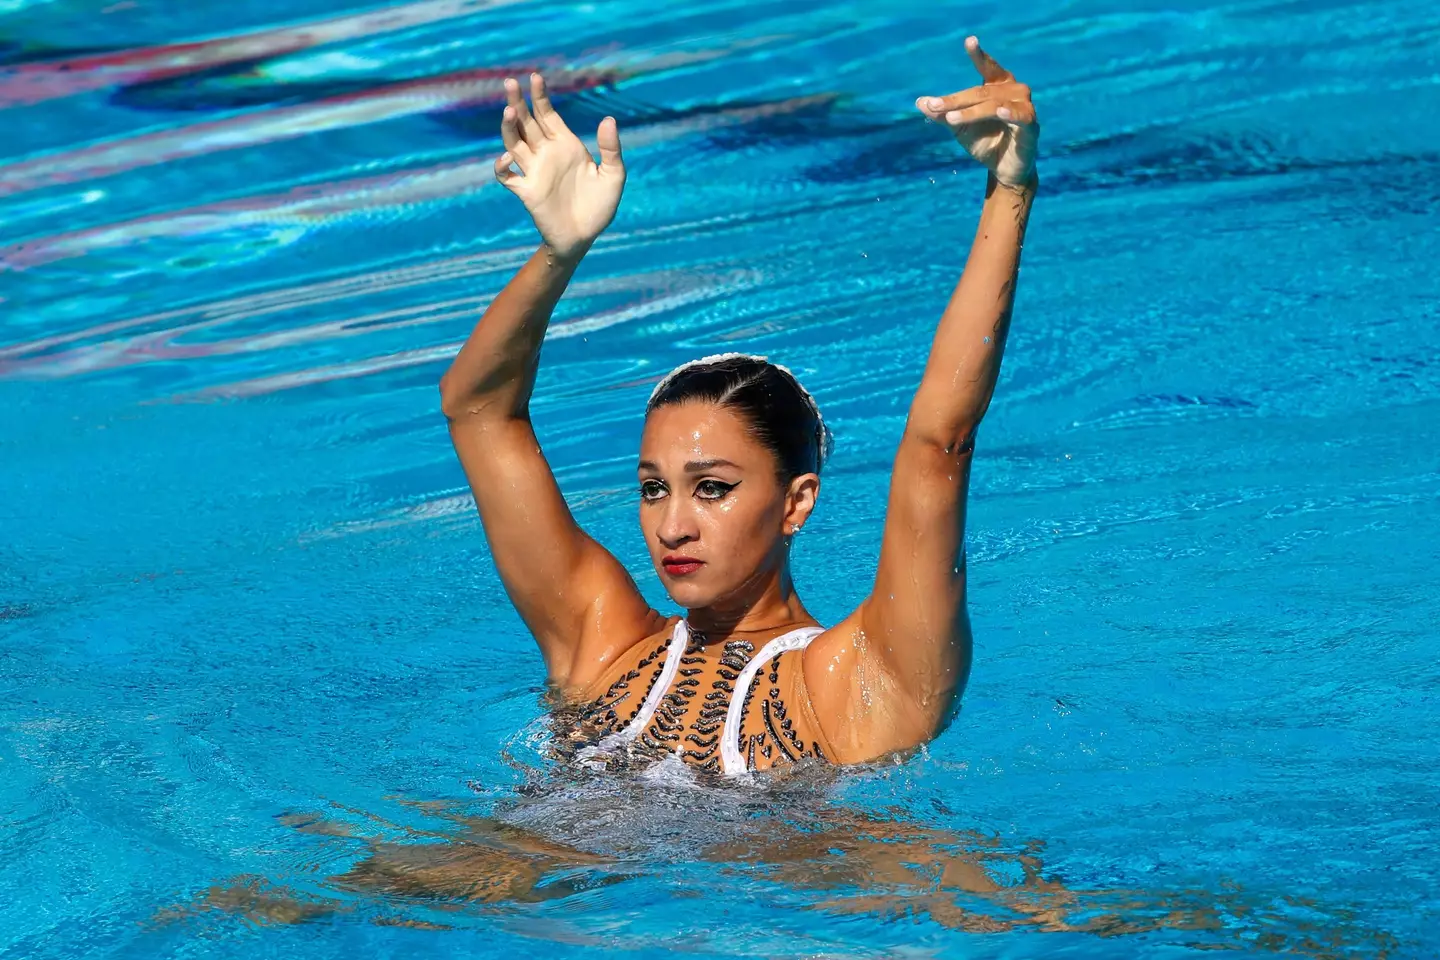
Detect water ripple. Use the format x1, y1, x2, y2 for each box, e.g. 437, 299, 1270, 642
3, 0, 1437, 956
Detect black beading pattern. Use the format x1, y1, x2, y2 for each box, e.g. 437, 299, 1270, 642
564, 634, 826, 773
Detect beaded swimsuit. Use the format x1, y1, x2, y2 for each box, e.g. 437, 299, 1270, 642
563, 619, 833, 775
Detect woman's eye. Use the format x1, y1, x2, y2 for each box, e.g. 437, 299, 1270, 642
695, 480, 735, 501
639, 480, 667, 502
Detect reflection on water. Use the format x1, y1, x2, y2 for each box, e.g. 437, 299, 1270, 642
0, 253, 755, 385
164, 768, 1400, 958
0, 0, 531, 108
0, 93, 839, 271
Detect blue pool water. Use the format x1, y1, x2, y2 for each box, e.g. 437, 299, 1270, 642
3, 0, 1438, 956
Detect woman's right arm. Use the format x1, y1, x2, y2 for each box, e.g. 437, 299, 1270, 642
439, 74, 658, 689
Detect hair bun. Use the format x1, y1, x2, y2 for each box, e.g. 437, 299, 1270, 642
647, 353, 832, 475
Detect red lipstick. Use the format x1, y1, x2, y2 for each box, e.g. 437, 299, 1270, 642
662, 555, 704, 577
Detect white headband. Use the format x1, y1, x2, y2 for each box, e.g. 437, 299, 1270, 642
646, 352, 834, 470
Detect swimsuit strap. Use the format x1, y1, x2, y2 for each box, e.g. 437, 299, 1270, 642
601, 618, 691, 750
721, 625, 826, 776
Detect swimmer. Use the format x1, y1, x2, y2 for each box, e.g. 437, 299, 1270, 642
439, 36, 1039, 773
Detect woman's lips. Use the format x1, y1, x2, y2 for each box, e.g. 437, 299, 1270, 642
662, 556, 704, 577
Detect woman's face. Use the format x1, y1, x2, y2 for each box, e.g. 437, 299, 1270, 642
638, 402, 816, 611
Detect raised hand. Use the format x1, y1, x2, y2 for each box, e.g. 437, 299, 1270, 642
916, 36, 1038, 189
494, 73, 626, 260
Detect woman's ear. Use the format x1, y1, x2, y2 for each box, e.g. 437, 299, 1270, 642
782, 474, 820, 535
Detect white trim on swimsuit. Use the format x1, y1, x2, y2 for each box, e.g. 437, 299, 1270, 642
720, 624, 825, 775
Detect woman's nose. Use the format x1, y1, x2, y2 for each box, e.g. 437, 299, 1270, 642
656, 498, 698, 548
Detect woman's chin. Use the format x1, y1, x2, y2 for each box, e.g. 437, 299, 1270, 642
661, 577, 717, 611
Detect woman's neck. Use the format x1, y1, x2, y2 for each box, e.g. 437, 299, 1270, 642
685, 562, 814, 639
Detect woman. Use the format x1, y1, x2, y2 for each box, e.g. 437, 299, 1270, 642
439, 36, 1038, 774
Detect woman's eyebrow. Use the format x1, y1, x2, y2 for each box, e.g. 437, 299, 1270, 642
685, 458, 740, 472
636, 458, 741, 474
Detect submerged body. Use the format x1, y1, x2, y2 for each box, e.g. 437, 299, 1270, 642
440, 37, 1040, 773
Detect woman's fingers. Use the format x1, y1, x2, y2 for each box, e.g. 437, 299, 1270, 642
944, 97, 1036, 129
917, 86, 989, 118
500, 105, 521, 151
918, 82, 1030, 120
596, 116, 624, 177
997, 100, 1037, 127
944, 99, 1006, 127
528, 72, 569, 138
965, 35, 1014, 84
504, 76, 542, 143
503, 77, 525, 124
501, 107, 535, 166
494, 152, 522, 190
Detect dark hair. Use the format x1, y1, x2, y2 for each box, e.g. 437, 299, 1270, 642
646, 354, 832, 479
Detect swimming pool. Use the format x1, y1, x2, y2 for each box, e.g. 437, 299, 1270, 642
2, 0, 1438, 955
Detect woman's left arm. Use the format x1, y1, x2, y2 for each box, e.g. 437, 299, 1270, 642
805, 37, 1038, 762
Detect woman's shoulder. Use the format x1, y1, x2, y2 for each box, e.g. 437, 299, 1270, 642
561, 612, 679, 706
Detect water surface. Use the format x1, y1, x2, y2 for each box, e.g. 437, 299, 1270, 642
2, 0, 1438, 956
